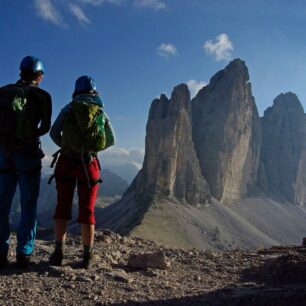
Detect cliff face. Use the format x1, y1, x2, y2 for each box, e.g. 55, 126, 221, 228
96, 59, 306, 249
192, 59, 261, 203
135, 84, 211, 205
259, 93, 306, 205
94, 84, 211, 237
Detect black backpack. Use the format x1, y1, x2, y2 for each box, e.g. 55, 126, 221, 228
0, 84, 32, 147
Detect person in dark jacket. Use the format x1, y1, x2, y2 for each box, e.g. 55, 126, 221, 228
0, 56, 52, 269
49, 75, 115, 269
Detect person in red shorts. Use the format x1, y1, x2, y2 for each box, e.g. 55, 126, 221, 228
49, 75, 115, 268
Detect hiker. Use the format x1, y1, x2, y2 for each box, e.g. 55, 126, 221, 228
0, 56, 52, 269
49, 75, 115, 268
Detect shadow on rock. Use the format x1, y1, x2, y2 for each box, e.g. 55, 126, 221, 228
0, 260, 52, 276
103, 286, 306, 306
241, 246, 306, 285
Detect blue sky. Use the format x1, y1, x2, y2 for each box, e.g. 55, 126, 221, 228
1, 0, 306, 169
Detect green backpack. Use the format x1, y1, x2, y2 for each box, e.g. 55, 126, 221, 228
62, 100, 106, 154
0, 84, 35, 145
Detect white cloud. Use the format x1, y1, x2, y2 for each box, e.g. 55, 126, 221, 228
203, 33, 234, 61
156, 43, 177, 57
34, 0, 165, 27
99, 146, 145, 169
187, 80, 207, 98
134, 0, 166, 10
69, 3, 91, 24
78, 0, 125, 6
34, 0, 65, 26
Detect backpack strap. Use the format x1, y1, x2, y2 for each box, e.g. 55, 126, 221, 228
81, 145, 91, 189
47, 174, 55, 185
77, 178, 103, 186
48, 149, 61, 184
50, 149, 62, 168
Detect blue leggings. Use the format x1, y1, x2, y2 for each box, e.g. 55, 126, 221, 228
0, 149, 41, 256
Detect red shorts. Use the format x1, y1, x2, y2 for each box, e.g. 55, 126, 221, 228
53, 155, 100, 225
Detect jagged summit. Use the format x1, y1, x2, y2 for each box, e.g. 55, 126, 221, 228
259, 92, 306, 204
225, 58, 249, 76
264, 92, 304, 116
95, 83, 210, 239
204, 58, 249, 94
136, 83, 210, 205
192, 58, 261, 203
96, 59, 306, 249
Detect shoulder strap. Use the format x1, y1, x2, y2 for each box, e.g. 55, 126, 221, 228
14, 83, 32, 97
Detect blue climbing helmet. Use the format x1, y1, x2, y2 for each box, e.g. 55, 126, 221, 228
73, 75, 102, 105
74, 75, 97, 93
19, 56, 44, 74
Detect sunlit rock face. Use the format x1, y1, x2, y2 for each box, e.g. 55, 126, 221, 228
259, 92, 306, 205
135, 84, 211, 205
192, 59, 261, 203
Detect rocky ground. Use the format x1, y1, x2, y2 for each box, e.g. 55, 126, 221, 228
1, 230, 306, 306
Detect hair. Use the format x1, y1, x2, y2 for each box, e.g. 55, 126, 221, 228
20, 69, 43, 84
72, 89, 99, 98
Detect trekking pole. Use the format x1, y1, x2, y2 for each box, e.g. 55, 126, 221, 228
81, 145, 91, 189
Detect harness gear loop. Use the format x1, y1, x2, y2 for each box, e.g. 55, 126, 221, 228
81, 145, 91, 189
48, 149, 101, 188
48, 174, 55, 185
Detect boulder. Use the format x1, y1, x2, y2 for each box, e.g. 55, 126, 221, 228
128, 250, 171, 270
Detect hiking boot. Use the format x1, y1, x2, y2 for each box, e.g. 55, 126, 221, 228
82, 250, 95, 269
0, 254, 8, 269
16, 254, 35, 269
49, 249, 64, 266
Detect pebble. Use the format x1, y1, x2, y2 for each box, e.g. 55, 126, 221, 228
70, 275, 77, 281
92, 275, 100, 281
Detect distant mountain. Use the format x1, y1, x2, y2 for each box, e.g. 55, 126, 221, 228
258, 92, 306, 205
10, 176, 57, 229
100, 168, 129, 197
96, 59, 306, 249
107, 163, 140, 184
10, 168, 128, 229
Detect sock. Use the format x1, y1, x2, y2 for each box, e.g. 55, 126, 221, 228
55, 240, 65, 252
83, 244, 93, 255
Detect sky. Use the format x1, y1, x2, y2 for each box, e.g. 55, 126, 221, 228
1, 0, 306, 170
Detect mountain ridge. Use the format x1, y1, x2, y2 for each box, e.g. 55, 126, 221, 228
96, 58, 306, 250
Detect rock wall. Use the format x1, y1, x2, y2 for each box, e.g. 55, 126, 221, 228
96, 59, 306, 246
192, 59, 261, 203
135, 84, 211, 205
259, 93, 306, 204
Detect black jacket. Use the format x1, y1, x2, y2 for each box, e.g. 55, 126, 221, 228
0, 80, 52, 151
